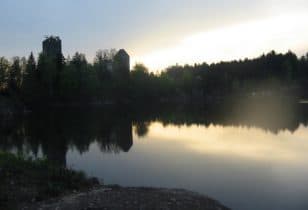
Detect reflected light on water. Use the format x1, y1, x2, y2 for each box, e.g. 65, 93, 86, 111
148, 122, 308, 163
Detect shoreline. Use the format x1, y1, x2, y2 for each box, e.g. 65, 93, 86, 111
0, 152, 230, 210
23, 185, 231, 210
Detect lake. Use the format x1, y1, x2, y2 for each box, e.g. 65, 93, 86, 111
1, 98, 308, 210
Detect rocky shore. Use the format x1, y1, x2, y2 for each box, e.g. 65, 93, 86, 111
23, 185, 230, 210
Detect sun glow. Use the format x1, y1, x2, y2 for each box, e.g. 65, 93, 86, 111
132, 13, 308, 71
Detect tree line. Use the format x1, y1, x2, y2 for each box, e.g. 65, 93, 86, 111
0, 50, 308, 108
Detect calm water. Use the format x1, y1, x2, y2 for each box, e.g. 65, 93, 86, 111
1, 99, 308, 210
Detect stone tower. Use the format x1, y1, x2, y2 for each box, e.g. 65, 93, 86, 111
42, 36, 62, 57
113, 49, 130, 80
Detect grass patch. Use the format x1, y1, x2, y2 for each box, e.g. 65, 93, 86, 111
0, 152, 98, 210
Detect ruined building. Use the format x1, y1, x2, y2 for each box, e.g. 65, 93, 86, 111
113, 49, 130, 80
42, 36, 130, 79
42, 36, 62, 57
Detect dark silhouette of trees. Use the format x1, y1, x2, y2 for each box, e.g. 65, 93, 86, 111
134, 121, 150, 137
1, 47, 308, 108
0, 57, 9, 92
22, 53, 37, 102
93, 50, 113, 100
8, 57, 22, 92
130, 63, 152, 100
37, 53, 56, 99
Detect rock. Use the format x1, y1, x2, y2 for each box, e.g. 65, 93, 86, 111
26, 186, 231, 210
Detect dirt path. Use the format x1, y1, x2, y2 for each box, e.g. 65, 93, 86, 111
23, 185, 231, 210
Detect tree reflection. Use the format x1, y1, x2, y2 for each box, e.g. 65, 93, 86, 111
1, 99, 308, 166
134, 122, 150, 137
0, 108, 134, 166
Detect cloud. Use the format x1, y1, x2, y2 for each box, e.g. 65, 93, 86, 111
133, 13, 308, 71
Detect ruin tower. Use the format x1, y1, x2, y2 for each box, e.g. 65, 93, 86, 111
42, 36, 62, 57
113, 49, 130, 80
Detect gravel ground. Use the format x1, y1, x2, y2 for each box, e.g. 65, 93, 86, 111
23, 185, 231, 210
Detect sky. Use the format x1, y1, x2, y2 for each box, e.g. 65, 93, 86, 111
0, 0, 308, 71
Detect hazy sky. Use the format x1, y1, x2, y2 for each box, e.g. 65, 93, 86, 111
0, 0, 308, 71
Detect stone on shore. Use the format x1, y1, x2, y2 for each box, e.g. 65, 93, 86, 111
24, 185, 231, 210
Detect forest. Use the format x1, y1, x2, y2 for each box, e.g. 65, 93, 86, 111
1, 48, 308, 108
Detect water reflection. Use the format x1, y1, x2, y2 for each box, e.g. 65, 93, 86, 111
150, 122, 308, 163
1, 99, 308, 210
1, 99, 308, 166
0, 109, 134, 166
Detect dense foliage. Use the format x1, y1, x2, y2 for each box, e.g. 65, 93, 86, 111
0, 50, 308, 107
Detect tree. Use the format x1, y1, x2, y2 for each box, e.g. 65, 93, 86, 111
8, 57, 22, 92
70, 52, 89, 98
22, 52, 37, 101
132, 63, 148, 74
94, 50, 112, 82
93, 50, 114, 100
37, 53, 54, 98
0, 57, 10, 91
130, 63, 152, 100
